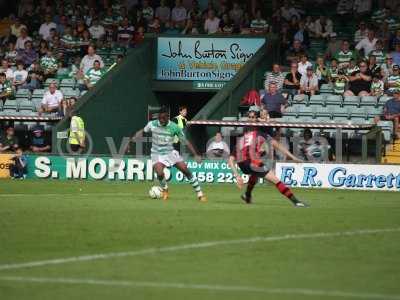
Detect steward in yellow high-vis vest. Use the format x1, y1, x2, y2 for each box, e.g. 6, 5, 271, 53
172, 106, 188, 145
68, 111, 85, 153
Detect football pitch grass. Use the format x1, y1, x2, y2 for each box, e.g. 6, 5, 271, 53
0, 180, 399, 300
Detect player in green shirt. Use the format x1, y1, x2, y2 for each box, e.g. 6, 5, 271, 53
132, 107, 207, 202
84, 60, 106, 89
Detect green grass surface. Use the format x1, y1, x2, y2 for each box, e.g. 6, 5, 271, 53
0, 180, 399, 300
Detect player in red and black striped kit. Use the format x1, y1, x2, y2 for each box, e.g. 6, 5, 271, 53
228, 111, 308, 207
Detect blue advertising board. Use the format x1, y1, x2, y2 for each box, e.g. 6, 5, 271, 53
156, 37, 265, 81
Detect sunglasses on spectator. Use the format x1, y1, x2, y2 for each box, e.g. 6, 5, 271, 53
248, 115, 257, 119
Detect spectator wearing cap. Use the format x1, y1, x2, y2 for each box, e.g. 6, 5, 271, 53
300, 66, 319, 96
297, 54, 312, 77
356, 30, 378, 57
0, 127, 19, 153
344, 61, 372, 96
354, 22, 368, 44
30, 126, 50, 153
261, 82, 287, 118
264, 63, 285, 91
391, 43, 400, 66
386, 65, 400, 95
39, 82, 63, 115
374, 89, 400, 139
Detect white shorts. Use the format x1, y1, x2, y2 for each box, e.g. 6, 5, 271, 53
151, 150, 183, 167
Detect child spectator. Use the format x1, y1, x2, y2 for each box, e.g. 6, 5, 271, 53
371, 75, 385, 97
12, 61, 28, 88
9, 148, 28, 179
328, 58, 339, 83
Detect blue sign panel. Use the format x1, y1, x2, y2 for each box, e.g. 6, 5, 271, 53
157, 37, 265, 81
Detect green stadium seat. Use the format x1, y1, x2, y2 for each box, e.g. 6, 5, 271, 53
61, 88, 80, 98
296, 105, 314, 118
377, 120, 394, 142
60, 78, 76, 88
325, 94, 342, 106
18, 109, 37, 116
314, 106, 331, 118
32, 99, 42, 111
308, 95, 325, 106
360, 96, 378, 107
343, 96, 360, 107
15, 88, 31, 99
320, 84, 334, 94
32, 89, 45, 99
3, 100, 17, 110
293, 94, 308, 103
18, 99, 34, 111
1, 108, 18, 115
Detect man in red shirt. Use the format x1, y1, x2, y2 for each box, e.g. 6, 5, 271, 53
228, 111, 308, 207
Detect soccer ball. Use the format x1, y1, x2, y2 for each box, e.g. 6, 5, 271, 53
149, 186, 163, 199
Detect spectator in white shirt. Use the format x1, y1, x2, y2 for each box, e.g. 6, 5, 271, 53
89, 19, 105, 40
206, 132, 230, 158
354, 22, 368, 44
40, 83, 63, 115
171, 0, 187, 28
204, 10, 220, 34
80, 45, 104, 74
356, 30, 377, 57
298, 54, 313, 76
13, 62, 28, 88
300, 66, 319, 96
15, 28, 31, 50
0, 59, 14, 80
39, 14, 57, 41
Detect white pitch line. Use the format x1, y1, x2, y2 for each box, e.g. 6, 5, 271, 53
0, 228, 399, 272
0, 193, 134, 197
0, 276, 399, 300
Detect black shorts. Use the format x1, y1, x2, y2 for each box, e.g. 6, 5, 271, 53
238, 160, 270, 178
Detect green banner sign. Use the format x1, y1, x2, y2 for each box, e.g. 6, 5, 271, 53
27, 155, 248, 184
